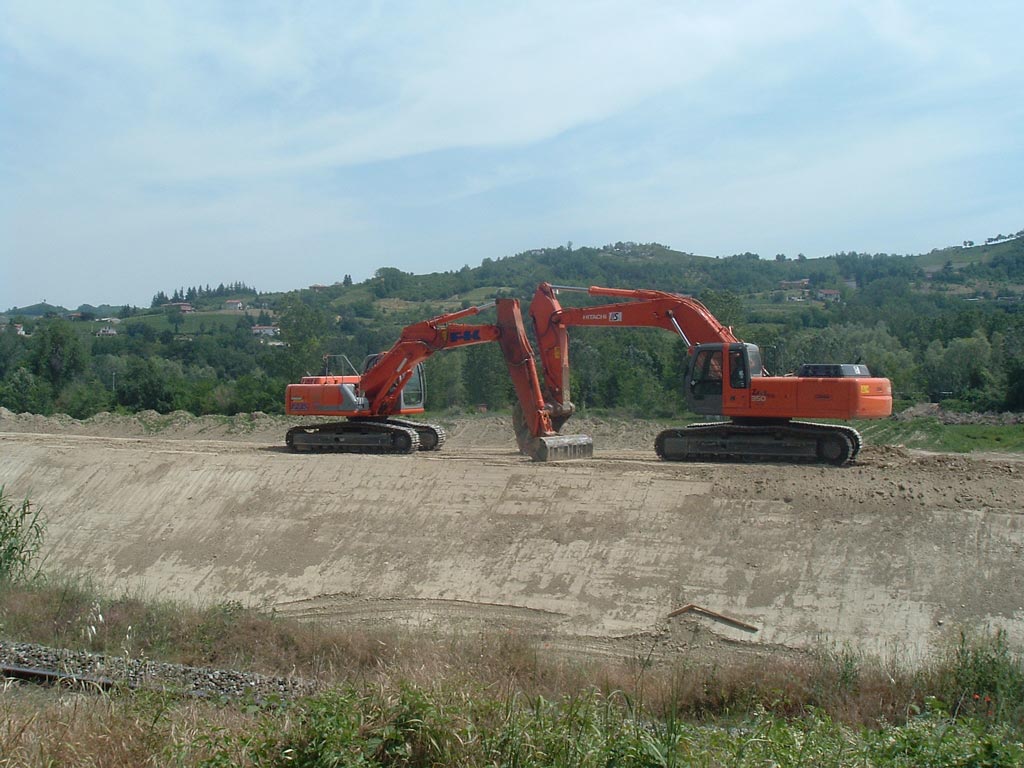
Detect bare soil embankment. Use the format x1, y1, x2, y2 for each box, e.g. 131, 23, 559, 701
1, 408, 1021, 664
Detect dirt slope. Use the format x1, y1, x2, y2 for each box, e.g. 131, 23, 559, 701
1, 409, 1021, 663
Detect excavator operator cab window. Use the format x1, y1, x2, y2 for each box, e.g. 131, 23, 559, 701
745, 344, 763, 378
690, 348, 723, 396
400, 364, 426, 409
729, 347, 748, 389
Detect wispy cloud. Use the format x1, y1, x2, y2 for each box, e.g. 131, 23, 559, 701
1, 0, 1021, 309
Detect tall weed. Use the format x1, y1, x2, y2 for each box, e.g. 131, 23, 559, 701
0, 486, 44, 583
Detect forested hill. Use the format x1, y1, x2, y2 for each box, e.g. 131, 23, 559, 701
2, 233, 1023, 420
288, 234, 1024, 305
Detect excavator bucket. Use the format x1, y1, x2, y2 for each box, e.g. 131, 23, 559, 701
523, 433, 594, 462
512, 403, 593, 461
496, 300, 595, 462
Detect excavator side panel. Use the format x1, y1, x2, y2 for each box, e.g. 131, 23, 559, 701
720, 376, 892, 420
286, 375, 367, 418
285, 370, 428, 418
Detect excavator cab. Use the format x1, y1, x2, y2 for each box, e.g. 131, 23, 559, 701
686, 343, 762, 416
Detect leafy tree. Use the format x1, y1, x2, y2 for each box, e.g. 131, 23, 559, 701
0, 326, 28, 379
277, 297, 331, 378
423, 351, 464, 410
115, 356, 178, 412
1005, 357, 1024, 410
460, 344, 511, 409
0, 368, 53, 414
372, 267, 411, 298
29, 320, 86, 390
699, 290, 745, 328
231, 373, 284, 414
567, 340, 606, 409
56, 379, 114, 419
921, 330, 1002, 406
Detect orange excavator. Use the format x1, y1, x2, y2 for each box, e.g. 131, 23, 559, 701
284, 298, 593, 461
527, 282, 893, 464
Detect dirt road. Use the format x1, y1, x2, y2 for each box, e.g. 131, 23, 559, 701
2, 408, 1021, 663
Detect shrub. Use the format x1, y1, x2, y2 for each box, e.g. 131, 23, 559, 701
0, 486, 45, 582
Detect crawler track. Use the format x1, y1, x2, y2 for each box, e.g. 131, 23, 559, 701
286, 420, 420, 454
655, 420, 863, 465
285, 418, 451, 454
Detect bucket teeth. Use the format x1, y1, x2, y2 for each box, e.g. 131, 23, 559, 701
527, 434, 594, 462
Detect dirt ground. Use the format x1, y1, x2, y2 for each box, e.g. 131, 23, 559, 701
1, 407, 1022, 666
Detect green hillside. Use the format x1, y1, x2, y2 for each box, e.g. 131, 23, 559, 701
2, 232, 1022, 420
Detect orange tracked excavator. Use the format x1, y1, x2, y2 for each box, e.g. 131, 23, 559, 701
527, 282, 892, 465
284, 298, 593, 461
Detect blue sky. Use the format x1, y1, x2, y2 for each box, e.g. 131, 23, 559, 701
2, 1, 1022, 311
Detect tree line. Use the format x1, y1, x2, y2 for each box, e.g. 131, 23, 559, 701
2, 237, 1022, 419
150, 281, 259, 308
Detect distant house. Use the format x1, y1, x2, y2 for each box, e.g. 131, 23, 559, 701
12, 324, 27, 336
252, 325, 280, 337
96, 326, 118, 337
163, 302, 195, 313
225, 299, 245, 311
816, 289, 842, 302
779, 278, 810, 290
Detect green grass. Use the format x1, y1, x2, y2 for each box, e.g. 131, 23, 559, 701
858, 418, 1024, 453
3, 670, 1022, 766
2, 579, 1023, 765
215, 686, 1022, 767
910, 239, 1013, 271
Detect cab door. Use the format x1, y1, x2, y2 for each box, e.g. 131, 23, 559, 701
686, 345, 724, 416
722, 343, 751, 414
